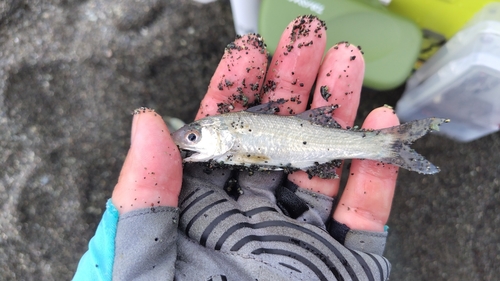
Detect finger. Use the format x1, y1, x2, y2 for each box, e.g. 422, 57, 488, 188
195, 34, 268, 120
287, 43, 365, 197
311, 42, 364, 127
261, 15, 327, 114
333, 106, 400, 232
112, 108, 183, 214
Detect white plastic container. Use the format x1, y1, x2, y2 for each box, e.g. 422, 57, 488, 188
396, 3, 500, 142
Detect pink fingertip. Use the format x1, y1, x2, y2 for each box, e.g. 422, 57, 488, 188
195, 34, 268, 119
262, 15, 327, 115
312, 42, 365, 128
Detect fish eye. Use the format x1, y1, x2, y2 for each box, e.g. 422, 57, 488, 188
187, 133, 197, 141
186, 131, 200, 143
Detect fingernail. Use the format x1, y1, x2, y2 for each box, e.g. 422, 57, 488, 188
131, 107, 155, 144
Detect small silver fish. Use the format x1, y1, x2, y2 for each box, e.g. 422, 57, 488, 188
172, 102, 449, 178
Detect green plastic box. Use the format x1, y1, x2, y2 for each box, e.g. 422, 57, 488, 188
259, 0, 421, 90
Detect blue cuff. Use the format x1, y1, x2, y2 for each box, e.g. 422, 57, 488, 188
73, 199, 119, 281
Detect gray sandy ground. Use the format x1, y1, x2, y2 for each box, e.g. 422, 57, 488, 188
0, 1, 498, 280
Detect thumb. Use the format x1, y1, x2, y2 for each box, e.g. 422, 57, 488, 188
112, 108, 183, 214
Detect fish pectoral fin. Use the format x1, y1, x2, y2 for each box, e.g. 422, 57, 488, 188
245, 99, 287, 114
296, 105, 341, 128
303, 160, 342, 179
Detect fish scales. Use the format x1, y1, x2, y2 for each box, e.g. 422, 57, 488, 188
218, 112, 395, 168
172, 103, 449, 178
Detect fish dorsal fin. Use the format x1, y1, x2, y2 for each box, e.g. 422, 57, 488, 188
245, 99, 287, 114
296, 105, 341, 128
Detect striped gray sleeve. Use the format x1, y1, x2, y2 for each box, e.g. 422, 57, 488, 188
113, 207, 179, 281
112, 164, 390, 280
174, 165, 391, 281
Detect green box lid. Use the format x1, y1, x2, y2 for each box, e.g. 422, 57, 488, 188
259, 0, 422, 90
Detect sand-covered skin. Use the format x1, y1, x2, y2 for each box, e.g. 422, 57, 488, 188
0, 1, 499, 280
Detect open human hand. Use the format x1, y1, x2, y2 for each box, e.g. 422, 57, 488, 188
76, 15, 397, 281
113, 15, 398, 232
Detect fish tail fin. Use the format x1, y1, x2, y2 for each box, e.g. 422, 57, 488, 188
379, 118, 449, 174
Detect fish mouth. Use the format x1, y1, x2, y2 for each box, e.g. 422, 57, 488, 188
179, 148, 197, 155
178, 149, 208, 162
176, 146, 199, 159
